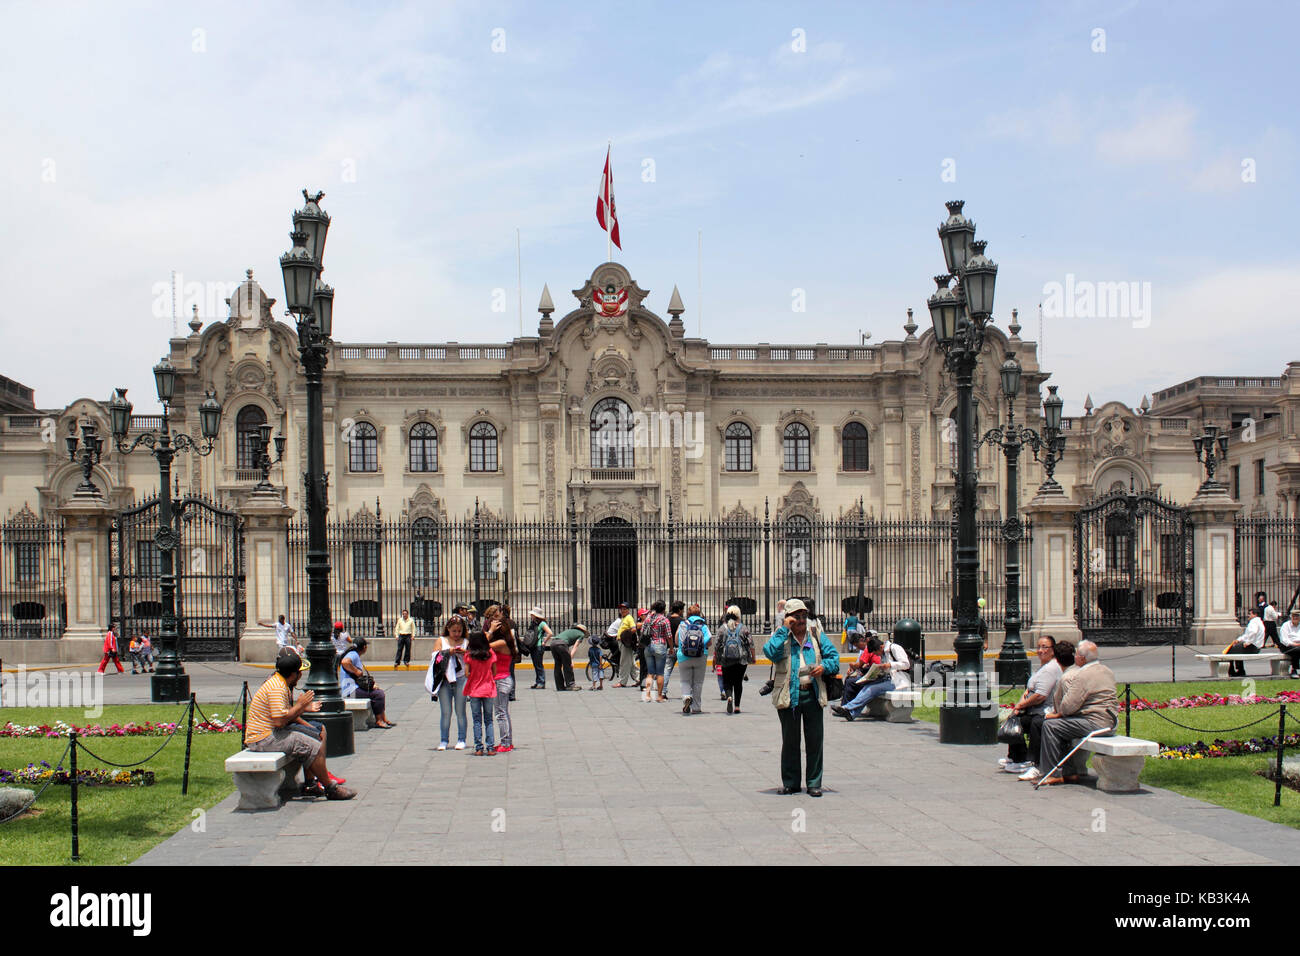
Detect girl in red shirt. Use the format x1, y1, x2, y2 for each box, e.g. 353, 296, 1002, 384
465, 632, 498, 755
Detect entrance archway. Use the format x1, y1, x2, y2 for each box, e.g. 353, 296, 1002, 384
590, 517, 637, 612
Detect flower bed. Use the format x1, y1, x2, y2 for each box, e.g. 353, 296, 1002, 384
1125, 692, 1300, 712
0, 715, 242, 739
1158, 733, 1300, 760
0, 762, 155, 786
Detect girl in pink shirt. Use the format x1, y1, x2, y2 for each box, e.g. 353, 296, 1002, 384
465, 632, 498, 755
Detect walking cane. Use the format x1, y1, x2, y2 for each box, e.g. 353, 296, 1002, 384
1033, 726, 1110, 791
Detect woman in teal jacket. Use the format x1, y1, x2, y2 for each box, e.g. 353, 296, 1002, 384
763, 598, 840, 797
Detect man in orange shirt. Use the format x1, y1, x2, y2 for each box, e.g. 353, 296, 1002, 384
245, 650, 355, 800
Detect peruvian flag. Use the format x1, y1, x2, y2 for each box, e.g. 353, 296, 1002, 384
596, 146, 621, 250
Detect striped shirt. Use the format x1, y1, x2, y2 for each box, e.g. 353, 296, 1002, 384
245, 672, 292, 744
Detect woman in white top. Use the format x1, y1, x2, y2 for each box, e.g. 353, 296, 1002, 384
1000, 636, 1062, 774
430, 614, 471, 750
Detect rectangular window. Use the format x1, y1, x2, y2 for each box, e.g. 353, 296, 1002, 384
136, 541, 161, 577
725, 540, 753, 580
846, 540, 869, 578
474, 541, 501, 580
1231, 465, 1240, 500
1256, 459, 1266, 496
1104, 532, 1132, 576
1160, 534, 1181, 575
14, 543, 40, 583
412, 543, 438, 588
352, 542, 378, 581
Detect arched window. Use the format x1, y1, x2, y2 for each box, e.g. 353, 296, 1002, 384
236, 405, 266, 470
842, 422, 869, 471
725, 422, 752, 472
785, 515, 812, 579
469, 422, 498, 472
409, 422, 438, 472
945, 407, 979, 472
590, 397, 634, 468
783, 423, 811, 472
349, 422, 378, 472
411, 517, 438, 588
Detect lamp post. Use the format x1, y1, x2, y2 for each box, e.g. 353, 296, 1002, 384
66, 420, 105, 497
281, 188, 352, 757
1193, 424, 1230, 492
926, 200, 999, 744
980, 354, 1066, 686
251, 422, 286, 494
107, 375, 222, 702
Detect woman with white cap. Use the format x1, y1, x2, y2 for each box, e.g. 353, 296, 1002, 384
522, 606, 553, 689
714, 605, 754, 713
762, 597, 840, 796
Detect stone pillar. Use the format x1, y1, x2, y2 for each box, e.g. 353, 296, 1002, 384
1185, 484, 1242, 647
238, 490, 297, 663
1022, 487, 1082, 645
57, 492, 117, 663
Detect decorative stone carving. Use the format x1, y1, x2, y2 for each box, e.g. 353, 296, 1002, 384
544, 424, 556, 520
911, 425, 922, 517
776, 481, 817, 523
405, 483, 446, 521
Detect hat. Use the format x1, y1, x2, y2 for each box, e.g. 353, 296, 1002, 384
572, 623, 589, 634
529, 606, 544, 619
333, 621, 344, 630
637, 607, 649, 620
784, 598, 808, 615
274, 648, 302, 677
617, 601, 630, 610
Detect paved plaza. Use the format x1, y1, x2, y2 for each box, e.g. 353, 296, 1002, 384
123, 648, 1300, 867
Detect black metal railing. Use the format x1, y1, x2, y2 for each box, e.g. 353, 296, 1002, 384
1235, 514, 1300, 622
0, 511, 66, 639
286, 508, 1031, 638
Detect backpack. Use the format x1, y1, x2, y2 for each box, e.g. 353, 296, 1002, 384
721, 624, 746, 664
680, 619, 707, 658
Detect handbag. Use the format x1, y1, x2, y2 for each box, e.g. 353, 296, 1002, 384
356, 668, 376, 693
996, 711, 1024, 744
822, 674, 844, 699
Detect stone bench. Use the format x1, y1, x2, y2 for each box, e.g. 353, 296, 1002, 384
343, 697, 377, 732
865, 690, 920, 723
1079, 735, 1159, 793
1194, 652, 1289, 679
225, 749, 303, 811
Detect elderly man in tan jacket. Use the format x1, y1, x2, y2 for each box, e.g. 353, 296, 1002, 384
1023, 640, 1118, 786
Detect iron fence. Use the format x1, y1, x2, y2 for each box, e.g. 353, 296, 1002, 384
286, 507, 1031, 639
1235, 514, 1300, 623
0, 511, 65, 639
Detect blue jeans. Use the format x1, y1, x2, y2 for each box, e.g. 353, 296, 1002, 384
470, 696, 495, 750
495, 676, 514, 747
645, 643, 667, 676
663, 652, 677, 694
438, 675, 467, 746
588, 646, 604, 678
845, 678, 895, 717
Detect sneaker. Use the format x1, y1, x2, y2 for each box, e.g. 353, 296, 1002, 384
454, 741, 466, 750
301, 781, 326, 797
1018, 767, 1041, 782
997, 757, 1010, 768
682, 697, 692, 715
473, 748, 485, 756
437, 743, 447, 751
327, 772, 346, 785
726, 696, 734, 714
1003, 762, 1032, 774
495, 744, 514, 753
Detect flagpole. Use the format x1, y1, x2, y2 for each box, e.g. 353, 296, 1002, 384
697, 230, 702, 338
607, 141, 613, 263
516, 228, 523, 337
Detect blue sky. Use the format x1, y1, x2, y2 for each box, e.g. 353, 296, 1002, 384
1, 0, 1295, 415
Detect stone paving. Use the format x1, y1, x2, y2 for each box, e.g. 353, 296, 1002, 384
133, 665, 1300, 866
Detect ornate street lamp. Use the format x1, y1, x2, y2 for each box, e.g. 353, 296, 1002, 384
281, 188, 353, 757
108, 379, 221, 702
980, 353, 1067, 686
925, 201, 999, 744
250, 423, 286, 493
1193, 424, 1230, 492
66, 419, 105, 497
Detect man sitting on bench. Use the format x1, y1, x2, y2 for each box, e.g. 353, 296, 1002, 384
245, 649, 356, 800
1226, 606, 1265, 678
1280, 608, 1300, 679
1021, 640, 1117, 786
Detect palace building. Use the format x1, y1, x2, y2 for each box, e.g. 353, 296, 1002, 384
1, 261, 1298, 661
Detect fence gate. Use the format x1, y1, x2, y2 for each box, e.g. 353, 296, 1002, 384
1075, 490, 1190, 646
110, 494, 244, 660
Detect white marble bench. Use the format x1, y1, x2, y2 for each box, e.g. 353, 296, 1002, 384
343, 697, 377, 732
865, 690, 920, 723
225, 749, 303, 811
1078, 735, 1159, 793
1194, 652, 1288, 679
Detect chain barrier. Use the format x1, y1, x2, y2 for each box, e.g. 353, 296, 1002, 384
71, 698, 193, 768
1138, 705, 1283, 735
0, 738, 72, 825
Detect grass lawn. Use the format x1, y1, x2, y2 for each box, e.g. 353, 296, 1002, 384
909, 678, 1300, 829
0, 703, 243, 865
